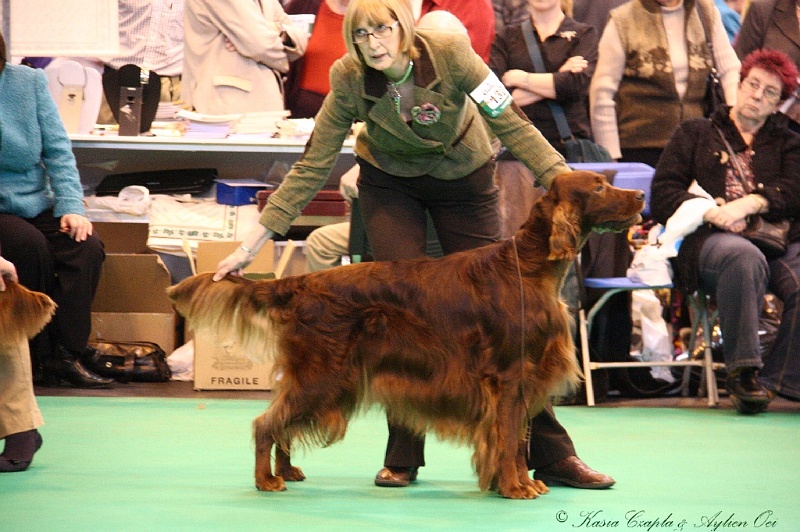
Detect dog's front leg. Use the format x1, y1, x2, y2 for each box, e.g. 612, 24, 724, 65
516, 440, 548, 496
254, 413, 285, 492
495, 404, 538, 499
275, 445, 305, 482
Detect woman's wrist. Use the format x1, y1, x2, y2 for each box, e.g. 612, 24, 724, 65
239, 244, 258, 258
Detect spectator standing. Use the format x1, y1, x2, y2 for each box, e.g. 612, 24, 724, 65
98, 0, 185, 124
590, 0, 740, 167
183, 0, 308, 114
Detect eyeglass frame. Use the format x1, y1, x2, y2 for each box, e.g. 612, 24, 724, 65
740, 76, 783, 102
352, 20, 400, 44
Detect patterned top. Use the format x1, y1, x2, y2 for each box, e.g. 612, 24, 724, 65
105, 0, 184, 77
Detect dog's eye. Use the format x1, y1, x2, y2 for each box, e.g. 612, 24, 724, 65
595, 184, 604, 193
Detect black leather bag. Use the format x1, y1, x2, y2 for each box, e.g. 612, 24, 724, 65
87, 340, 172, 383
697, 2, 727, 117
741, 216, 790, 259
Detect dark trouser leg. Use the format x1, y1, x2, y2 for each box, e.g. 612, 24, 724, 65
24, 211, 105, 354
761, 241, 800, 399
525, 404, 577, 470
0, 214, 56, 373
357, 159, 500, 469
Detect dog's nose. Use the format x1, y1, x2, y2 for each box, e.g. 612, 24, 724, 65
634, 190, 645, 202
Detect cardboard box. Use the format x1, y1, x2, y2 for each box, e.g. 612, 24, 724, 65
90, 253, 177, 354
216, 179, 271, 206
190, 240, 295, 390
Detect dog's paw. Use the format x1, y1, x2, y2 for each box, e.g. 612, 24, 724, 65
276, 465, 306, 482
498, 481, 541, 500
255, 475, 287, 492
530, 478, 549, 495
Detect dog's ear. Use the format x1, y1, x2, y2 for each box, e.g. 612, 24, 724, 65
548, 203, 579, 261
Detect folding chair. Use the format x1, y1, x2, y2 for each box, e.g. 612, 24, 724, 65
579, 277, 721, 406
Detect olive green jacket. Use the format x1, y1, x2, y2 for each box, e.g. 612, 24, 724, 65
260, 30, 568, 235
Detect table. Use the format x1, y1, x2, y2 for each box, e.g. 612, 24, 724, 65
70, 133, 357, 193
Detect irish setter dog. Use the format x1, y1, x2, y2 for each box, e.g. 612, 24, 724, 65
168, 171, 645, 499
0, 280, 56, 350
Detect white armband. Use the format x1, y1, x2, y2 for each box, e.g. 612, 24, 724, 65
469, 72, 512, 118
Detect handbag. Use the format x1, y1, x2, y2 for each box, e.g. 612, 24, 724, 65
87, 340, 172, 383
519, 20, 612, 163
713, 126, 789, 258
697, 3, 727, 117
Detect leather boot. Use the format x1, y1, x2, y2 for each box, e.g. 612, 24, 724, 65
726, 367, 771, 404
40, 346, 114, 388
726, 368, 771, 415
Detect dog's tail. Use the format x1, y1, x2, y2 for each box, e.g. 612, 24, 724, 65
0, 281, 57, 349
166, 273, 278, 363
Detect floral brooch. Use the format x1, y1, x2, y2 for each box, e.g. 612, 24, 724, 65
559, 31, 577, 42
411, 103, 441, 126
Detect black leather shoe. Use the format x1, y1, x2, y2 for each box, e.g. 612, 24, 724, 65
40, 347, 114, 389
375, 467, 419, 487
726, 368, 771, 405
0, 430, 43, 473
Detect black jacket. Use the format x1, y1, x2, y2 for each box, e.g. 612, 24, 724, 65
650, 106, 800, 292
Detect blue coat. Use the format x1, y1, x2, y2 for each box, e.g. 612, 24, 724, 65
0, 64, 85, 219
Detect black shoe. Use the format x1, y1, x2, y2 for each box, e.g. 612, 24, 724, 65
726, 368, 770, 406
0, 430, 43, 473
41, 347, 114, 389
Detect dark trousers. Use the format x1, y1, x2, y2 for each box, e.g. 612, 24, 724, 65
356, 159, 576, 470
0, 212, 105, 368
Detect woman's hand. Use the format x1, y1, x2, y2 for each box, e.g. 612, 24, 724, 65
213, 246, 257, 281
501, 69, 530, 90
510, 88, 542, 107
60, 214, 93, 242
0, 257, 18, 291
212, 225, 275, 281
559, 56, 589, 73
703, 195, 766, 232
223, 36, 238, 54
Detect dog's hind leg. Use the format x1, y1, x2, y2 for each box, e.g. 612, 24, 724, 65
253, 411, 287, 492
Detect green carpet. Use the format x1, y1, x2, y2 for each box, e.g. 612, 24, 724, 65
2, 397, 799, 531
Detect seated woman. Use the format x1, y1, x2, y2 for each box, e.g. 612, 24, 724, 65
651, 49, 800, 414
0, 32, 113, 389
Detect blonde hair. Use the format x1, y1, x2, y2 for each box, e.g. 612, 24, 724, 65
343, 0, 419, 63
562, 0, 573, 17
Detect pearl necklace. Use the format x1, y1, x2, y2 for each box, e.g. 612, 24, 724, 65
387, 60, 414, 114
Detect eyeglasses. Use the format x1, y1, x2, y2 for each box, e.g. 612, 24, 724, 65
740, 77, 783, 102
352, 21, 399, 44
